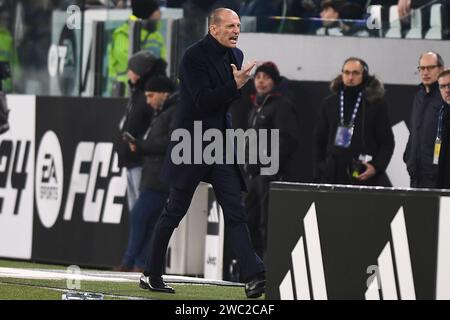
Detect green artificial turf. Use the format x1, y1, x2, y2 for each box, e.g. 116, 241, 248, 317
0, 260, 264, 300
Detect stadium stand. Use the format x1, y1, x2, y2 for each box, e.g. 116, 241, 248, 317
385, 5, 403, 38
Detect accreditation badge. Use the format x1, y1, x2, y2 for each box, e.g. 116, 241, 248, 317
334, 125, 354, 148
433, 137, 442, 165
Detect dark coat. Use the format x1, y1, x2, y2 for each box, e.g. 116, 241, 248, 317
137, 93, 179, 193
115, 79, 153, 168
313, 76, 395, 186
245, 90, 300, 181
159, 34, 247, 190
437, 102, 450, 189
404, 82, 442, 188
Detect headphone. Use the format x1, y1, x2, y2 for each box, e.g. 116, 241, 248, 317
343, 57, 369, 82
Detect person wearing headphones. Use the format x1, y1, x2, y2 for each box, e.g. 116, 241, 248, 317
313, 57, 395, 186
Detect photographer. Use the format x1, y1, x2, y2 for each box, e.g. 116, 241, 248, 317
313, 57, 394, 186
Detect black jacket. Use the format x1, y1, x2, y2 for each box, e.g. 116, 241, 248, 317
159, 34, 247, 191
137, 93, 179, 193
116, 79, 153, 168
404, 82, 442, 188
313, 76, 395, 186
436, 102, 450, 188
245, 89, 299, 180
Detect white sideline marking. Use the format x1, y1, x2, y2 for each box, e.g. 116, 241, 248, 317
0, 267, 242, 286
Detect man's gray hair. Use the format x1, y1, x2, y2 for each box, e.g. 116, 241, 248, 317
208, 8, 236, 27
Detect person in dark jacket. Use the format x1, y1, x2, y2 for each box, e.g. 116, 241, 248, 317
313, 57, 394, 186
117, 75, 177, 272
116, 50, 167, 215
244, 61, 299, 259
436, 69, 450, 188
404, 52, 445, 188
140, 8, 265, 298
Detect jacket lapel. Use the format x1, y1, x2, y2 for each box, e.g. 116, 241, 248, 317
200, 36, 242, 85
230, 48, 240, 69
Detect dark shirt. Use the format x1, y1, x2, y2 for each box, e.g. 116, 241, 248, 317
342, 85, 362, 125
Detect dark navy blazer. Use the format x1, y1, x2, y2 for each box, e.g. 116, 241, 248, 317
159, 34, 247, 190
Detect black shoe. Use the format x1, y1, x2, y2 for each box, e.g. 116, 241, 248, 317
245, 273, 265, 298
139, 274, 175, 294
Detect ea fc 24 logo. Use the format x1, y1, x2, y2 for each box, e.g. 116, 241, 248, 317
35, 131, 128, 228
0, 139, 31, 215
35, 131, 64, 228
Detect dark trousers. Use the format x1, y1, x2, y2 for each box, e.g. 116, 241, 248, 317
122, 188, 168, 269
145, 164, 265, 282
245, 175, 270, 259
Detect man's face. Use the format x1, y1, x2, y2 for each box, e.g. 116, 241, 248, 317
145, 91, 168, 110
439, 74, 450, 105
149, 9, 161, 21
254, 72, 275, 96
209, 10, 241, 48
418, 53, 443, 86
128, 70, 140, 84
342, 60, 364, 87
320, 6, 339, 27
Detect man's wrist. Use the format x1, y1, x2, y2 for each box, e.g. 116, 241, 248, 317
233, 78, 239, 89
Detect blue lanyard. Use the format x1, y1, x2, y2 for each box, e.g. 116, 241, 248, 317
340, 91, 362, 127
437, 104, 446, 140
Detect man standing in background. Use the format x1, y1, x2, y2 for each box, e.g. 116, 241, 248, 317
436, 69, 450, 188
244, 61, 299, 260
313, 57, 394, 186
404, 52, 445, 188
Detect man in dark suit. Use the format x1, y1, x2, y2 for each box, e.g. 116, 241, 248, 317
139, 8, 266, 299
436, 69, 450, 188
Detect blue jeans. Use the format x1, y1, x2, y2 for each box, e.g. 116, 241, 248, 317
126, 166, 142, 211
122, 188, 169, 269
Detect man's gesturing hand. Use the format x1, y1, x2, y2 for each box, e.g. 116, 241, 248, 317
231, 61, 256, 89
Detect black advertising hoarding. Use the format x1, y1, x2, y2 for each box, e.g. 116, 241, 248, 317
266, 183, 450, 300
0, 95, 36, 260
33, 96, 129, 268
